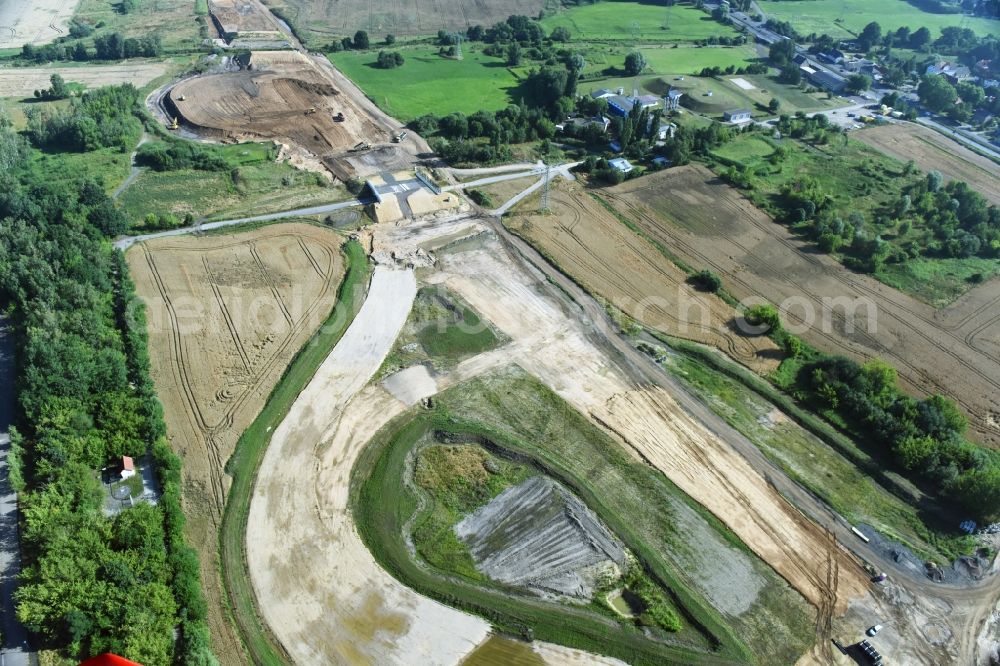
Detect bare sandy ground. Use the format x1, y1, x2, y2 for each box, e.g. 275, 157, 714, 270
0, 62, 168, 98
246, 267, 495, 664
0, 0, 80, 49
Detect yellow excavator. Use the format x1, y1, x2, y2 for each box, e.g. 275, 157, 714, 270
168, 117, 179, 130
305, 107, 317, 115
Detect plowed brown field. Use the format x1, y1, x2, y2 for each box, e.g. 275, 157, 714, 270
856, 124, 1000, 206
605, 165, 1000, 446
505, 184, 781, 373
126, 223, 346, 665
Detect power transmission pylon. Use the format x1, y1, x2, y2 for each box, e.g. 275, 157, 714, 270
541, 162, 551, 213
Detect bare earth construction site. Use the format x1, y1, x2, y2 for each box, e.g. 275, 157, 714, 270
166, 50, 423, 181
115, 15, 1000, 665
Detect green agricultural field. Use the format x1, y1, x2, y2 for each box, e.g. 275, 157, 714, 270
657, 338, 975, 561
353, 369, 815, 665
71, 0, 203, 53
758, 0, 1000, 39
540, 1, 740, 42
329, 48, 520, 120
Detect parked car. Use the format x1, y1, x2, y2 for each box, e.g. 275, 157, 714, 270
867, 624, 882, 636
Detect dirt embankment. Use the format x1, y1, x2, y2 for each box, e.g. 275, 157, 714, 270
167, 51, 428, 181
606, 165, 1000, 447
504, 183, 781, 374
126, 223, 345, 665
856, 124, 1000, 206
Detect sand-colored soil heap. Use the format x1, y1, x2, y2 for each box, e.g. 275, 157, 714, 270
169, 51, 384, 160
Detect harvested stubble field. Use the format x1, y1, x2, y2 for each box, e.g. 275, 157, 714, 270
0, 0, 81, 49
603, 165, 1000, 447
0, 62, 169, 98
504, 183, 780, 373
268, 0, 547, 41
855, 124, 1000, 206
126, 223, 346, 665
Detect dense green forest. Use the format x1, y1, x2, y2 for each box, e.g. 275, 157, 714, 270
0, 90, 214, 664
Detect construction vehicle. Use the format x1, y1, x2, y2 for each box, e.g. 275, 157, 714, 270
305, 107, 317, 115
392, 131, 407, 143
351, 141, 371, 152
168, 117, 179, 130
176, 94, 186, 102
333, 112, 345, 122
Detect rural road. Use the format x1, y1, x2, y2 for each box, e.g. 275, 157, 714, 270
0, 316, 33, 666
443, 162, 581, 192
915, 117, 1000, 162
113, 197, 369, 250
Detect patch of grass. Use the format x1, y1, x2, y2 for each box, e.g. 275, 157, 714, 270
382, 286, 504, 373
219, 239, 370, 666
20, 145, 131, 195
71, 0, 203, 53
652, 334, 975, 561
666, 73, 839, 117
877, 256, 1000, 307
353, 369, 815, 664
639, 44, 758, 74
329, 47, 521, 121
711, 134, 776, 162
540, 1, 739, 42
119, 157, 346, 227
412, 444, 535, 581
757, 0, 1000, 39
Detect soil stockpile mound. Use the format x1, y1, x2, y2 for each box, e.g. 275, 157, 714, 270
454, 475, 628, 599
169, 52, 386, 164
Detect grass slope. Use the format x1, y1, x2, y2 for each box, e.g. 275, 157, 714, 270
655, 337, 974, 561
219, 239, 370, 666
353, 370, 815, 665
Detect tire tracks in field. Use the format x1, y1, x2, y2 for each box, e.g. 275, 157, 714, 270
600, 184, 1000, 439
141, 232, 345, 516
536, 191, 766, 369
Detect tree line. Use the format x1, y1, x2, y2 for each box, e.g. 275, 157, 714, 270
20, 32, 162, 64
0, 90, 215, 664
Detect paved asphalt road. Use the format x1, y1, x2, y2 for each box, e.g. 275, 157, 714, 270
0, 316, 32, 666
114, 198, 370, 251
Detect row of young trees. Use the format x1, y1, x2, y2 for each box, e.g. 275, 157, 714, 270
21, 33, 162, 63
0, 92, 215, 664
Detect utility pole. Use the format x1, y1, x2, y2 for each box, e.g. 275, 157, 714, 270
541, 162, 551, 213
